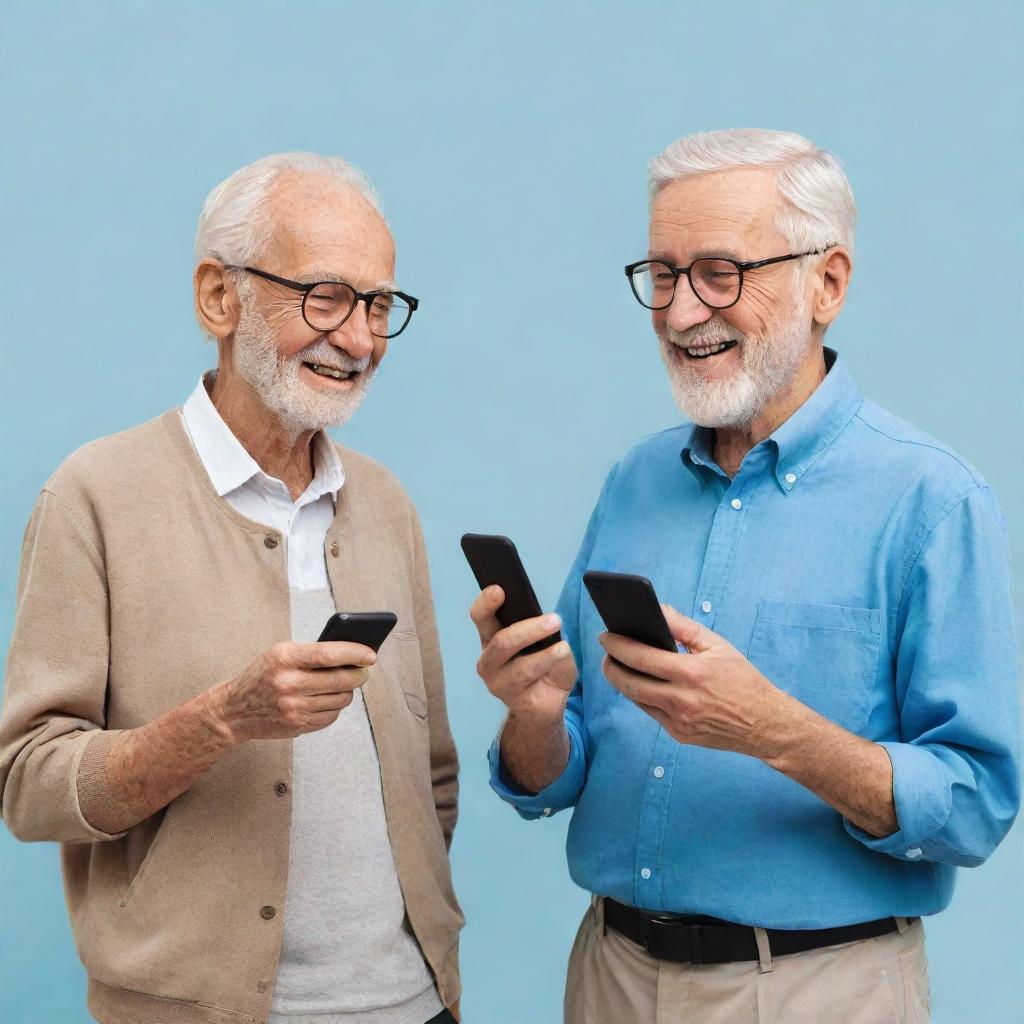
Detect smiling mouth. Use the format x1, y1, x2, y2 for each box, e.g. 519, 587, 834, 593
304, 361, 357, 381
682, 340, 738, 360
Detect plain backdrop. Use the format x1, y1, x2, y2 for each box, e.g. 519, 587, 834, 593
1, 2, 1021, 1022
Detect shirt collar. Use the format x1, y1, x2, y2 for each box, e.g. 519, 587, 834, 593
680, 347, 862, 494
181, 371, 345, 502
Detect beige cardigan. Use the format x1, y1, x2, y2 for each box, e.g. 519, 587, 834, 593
0, 409, 464, 1023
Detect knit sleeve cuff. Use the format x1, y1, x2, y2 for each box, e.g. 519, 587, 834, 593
75, 729, 131, 840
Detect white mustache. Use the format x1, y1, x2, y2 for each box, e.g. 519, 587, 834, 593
666, 322, 742, 349
293, 341, 371, 373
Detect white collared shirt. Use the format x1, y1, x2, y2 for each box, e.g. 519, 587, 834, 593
180, 373, 443, 1021
180, 373, 345, 591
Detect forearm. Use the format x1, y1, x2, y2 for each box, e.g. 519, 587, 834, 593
78, 686, 237, 835
759, 695, 898, 837
498, 711, 570, 795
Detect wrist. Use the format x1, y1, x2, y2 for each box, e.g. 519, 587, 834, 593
505, 703, 567, 734
749, 685, 812, 768
196, 683, 242, 751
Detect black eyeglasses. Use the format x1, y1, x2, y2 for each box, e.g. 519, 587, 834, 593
624, 246, 834, 312
225, 265, 419, 338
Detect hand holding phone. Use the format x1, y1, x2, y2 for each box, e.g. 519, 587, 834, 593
464, 533, 575, 725
215, 614, 393, 744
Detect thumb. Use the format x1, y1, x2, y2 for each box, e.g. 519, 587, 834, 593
661, 604, 715, 653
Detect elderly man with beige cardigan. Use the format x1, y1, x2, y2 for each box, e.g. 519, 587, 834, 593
0, 153, 463, 1024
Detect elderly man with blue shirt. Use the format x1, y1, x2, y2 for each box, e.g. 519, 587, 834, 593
470, 128, 1019, 1023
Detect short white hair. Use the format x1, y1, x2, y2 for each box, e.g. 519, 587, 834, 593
194, 151, 384, 267
648, 129, 856, 259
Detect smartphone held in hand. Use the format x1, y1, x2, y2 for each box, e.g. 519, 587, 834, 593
317, 611, 398, 652
461, 533, 561, 654
582, 571, 677, 657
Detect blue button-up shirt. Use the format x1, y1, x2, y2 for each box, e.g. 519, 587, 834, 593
489, 348, 1019, 928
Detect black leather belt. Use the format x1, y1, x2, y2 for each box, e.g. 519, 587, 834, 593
603, 897, 910, 965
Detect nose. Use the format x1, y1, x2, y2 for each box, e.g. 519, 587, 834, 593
663, 274, 713, 333
327, 300, 376, 361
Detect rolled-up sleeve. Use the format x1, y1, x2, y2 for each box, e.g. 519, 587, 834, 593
486, 706, 587, 819
488, 463, 620, 819
0, 489, 128, 844
844, 484, 1020, 864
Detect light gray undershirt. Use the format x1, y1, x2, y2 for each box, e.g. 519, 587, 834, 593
268, 586, 442, 1024
179, 393, 441, 1021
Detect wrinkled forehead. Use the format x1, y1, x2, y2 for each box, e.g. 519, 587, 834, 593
648, 167, 784, 260
265, 171, 395, 283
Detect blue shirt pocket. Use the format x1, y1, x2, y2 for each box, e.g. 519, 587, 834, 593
745, 600, 882, 734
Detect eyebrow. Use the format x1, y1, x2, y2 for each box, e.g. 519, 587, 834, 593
648, 248, 743, 264
297, 270, 398, 291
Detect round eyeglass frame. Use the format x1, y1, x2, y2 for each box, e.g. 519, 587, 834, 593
624, 246, 835, 312
224, 265, 419, 338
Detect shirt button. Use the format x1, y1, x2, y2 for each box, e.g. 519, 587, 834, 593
256, 981, 269, 993
264, 535, 279, 549
701, 600, 712, 614
330, 541, 340, 557
785, 473, 797, 485
906, 847, 923, 859
274, 782, 288, 796
653, 766, 665, 779
730, 498, 742, 510
640, 867, 652, 880
541, 808, 553, 817
260, 905, 276, 920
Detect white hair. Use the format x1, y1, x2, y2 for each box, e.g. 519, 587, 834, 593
194, 151, 384, 267
648, 128, 856, 259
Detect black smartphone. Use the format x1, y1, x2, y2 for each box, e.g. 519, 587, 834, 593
460, 533, 561, 655
317, 611, 398, 652
582, 571, 677, 659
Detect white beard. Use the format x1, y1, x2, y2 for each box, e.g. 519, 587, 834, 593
658, 306, 812, 429
232, 295, 375, 434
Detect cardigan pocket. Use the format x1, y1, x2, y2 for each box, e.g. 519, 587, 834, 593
745, 599, 882, 735
119, 804, 175, 908
392, 630, 428, 720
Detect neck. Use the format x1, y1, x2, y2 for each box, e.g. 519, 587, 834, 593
712, 346, 827, 477
207, 368, 318, 501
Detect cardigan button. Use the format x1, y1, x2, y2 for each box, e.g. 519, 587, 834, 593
275, 781, 288, 796
330, 541, 340, 557
256, 981, 269, 993
260, 905, 276, 920
264, 535, 279, 549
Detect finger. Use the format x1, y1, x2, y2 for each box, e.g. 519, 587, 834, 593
292, 640, 378, 669
304, 698, 353, 726
295, 665, 371, 694
598, 631, 683, 681
634, 700, 676, 735
477, 613, 562, 676
469, 585, 506, 646
547, 650, 580, 693
601, 654, 676, 713
661, 604, 716, 654
487, 640, 573, 702
303, 690, 359, 712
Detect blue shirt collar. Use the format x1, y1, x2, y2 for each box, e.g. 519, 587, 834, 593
680, 347, 862, 493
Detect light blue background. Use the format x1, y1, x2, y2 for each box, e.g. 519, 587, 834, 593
1, 2, 1021, 1022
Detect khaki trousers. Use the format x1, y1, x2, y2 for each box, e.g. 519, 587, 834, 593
564, 897, 930, 1024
